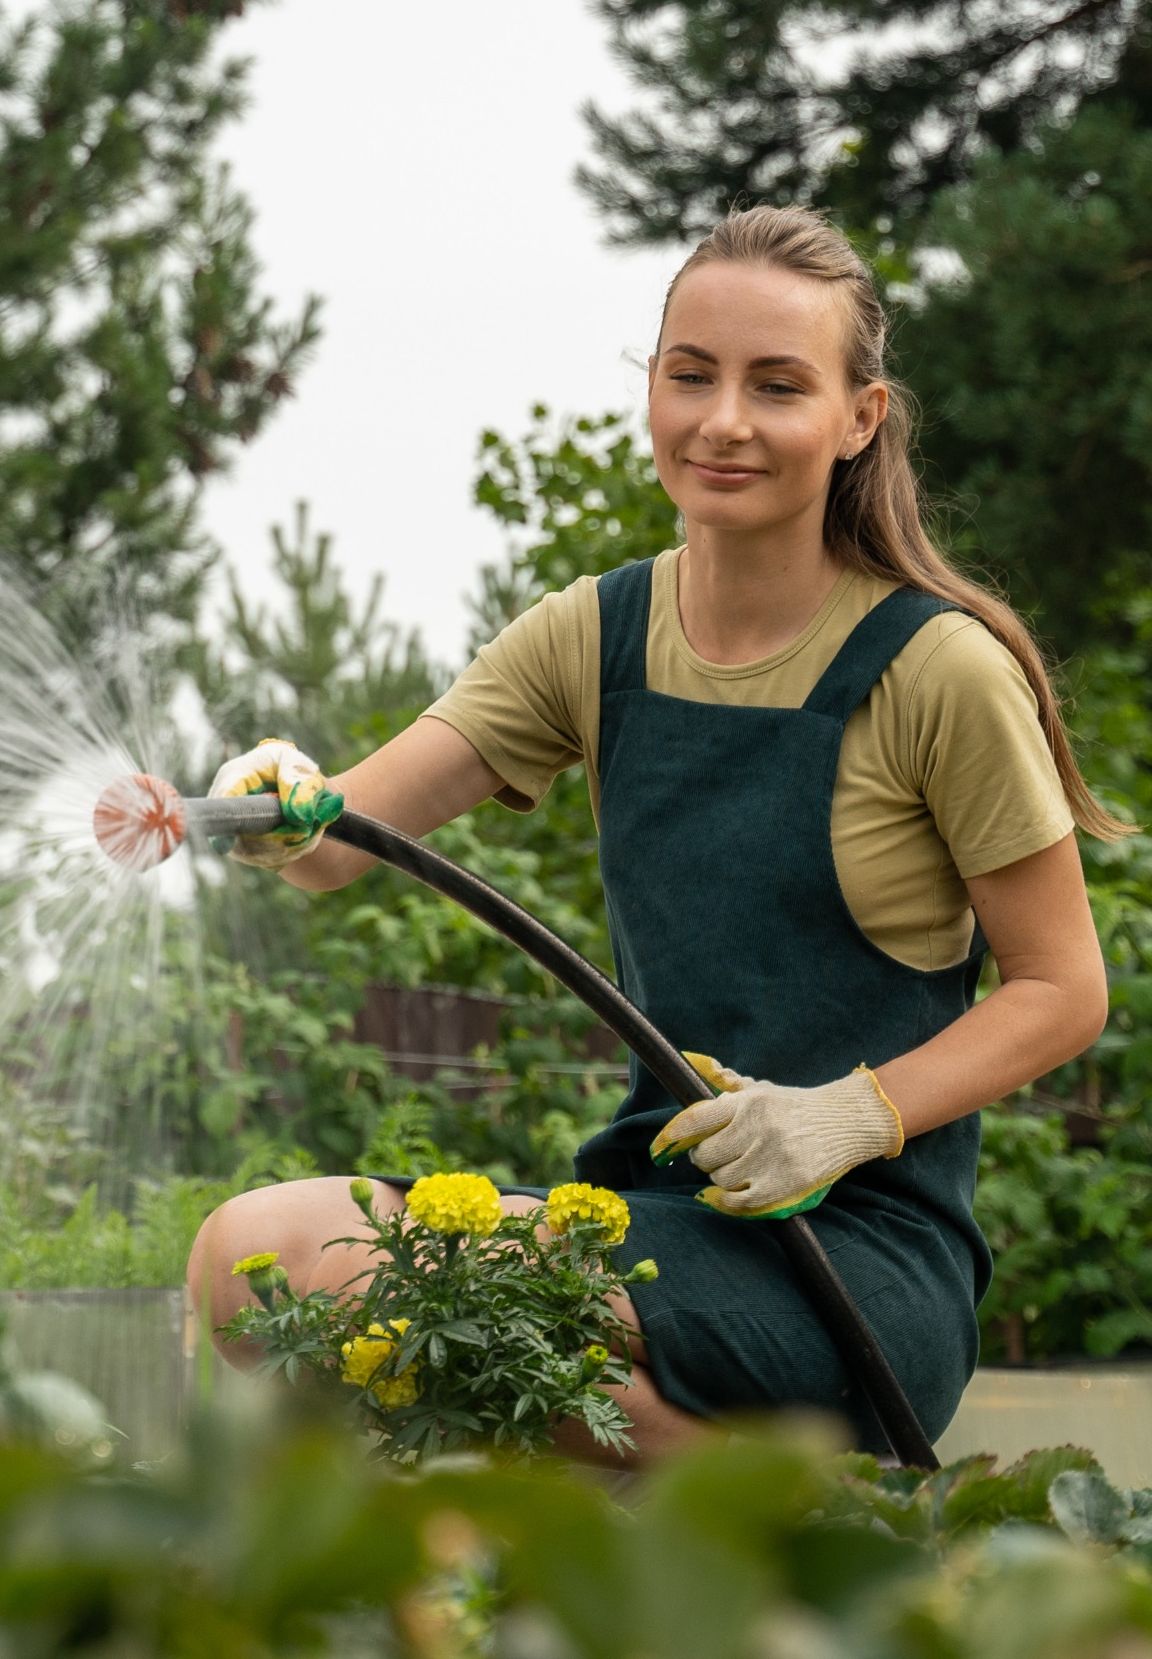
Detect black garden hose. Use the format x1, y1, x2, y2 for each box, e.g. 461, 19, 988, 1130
185, 793, 941, 1468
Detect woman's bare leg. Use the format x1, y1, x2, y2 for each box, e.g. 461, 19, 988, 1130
186, 1178, 712, 1465
186, 1176, 408, 1368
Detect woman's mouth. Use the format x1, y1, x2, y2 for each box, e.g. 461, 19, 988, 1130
687, 460, 765, 487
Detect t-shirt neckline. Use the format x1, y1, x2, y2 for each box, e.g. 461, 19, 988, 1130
661, 547, 860, 679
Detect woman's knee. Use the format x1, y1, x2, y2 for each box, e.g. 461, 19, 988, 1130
186, 1176, 402, 1344
186, 1184, 289, 1343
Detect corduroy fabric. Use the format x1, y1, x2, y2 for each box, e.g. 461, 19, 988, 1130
565, 557, 995, 1450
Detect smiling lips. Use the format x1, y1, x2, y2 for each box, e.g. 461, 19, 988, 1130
687, 459, 765, 484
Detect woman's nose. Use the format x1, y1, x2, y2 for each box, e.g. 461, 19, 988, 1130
698, 385, 755, 445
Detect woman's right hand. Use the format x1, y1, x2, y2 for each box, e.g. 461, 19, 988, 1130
208, 738, 345, 869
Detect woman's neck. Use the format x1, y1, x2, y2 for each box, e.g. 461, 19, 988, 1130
676, 529, 845, 665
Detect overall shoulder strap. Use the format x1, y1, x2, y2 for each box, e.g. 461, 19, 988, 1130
597, 558, 656, 695
802, 589, 966, 721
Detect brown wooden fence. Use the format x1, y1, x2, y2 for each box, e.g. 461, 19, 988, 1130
351, 983, 626, 1091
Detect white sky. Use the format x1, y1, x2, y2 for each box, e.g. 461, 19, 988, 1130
201, 0, 678, 670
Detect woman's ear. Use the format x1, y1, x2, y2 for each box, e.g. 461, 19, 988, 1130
853, 381, 888, 448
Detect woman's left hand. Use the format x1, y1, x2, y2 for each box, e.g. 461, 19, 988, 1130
649, 1052, 905, 1220
208, 739, 344, 869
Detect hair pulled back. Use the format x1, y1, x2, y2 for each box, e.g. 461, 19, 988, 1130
658, 203, 1128, 841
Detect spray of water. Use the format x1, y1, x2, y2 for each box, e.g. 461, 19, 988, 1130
0, 575, 319, 1455
0, 575, 208, 1217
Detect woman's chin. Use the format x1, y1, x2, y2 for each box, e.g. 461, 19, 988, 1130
682, 505, 780, 536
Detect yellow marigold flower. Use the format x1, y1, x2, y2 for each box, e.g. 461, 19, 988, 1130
341, 1318, 420, 1408
545, 1183, 630, 1246
372, 1369, 422, 1409
406, 1172, 503, 1236
230, 1251, 280, 1277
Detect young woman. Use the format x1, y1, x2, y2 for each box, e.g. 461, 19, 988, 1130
188, 204, 1119, 1467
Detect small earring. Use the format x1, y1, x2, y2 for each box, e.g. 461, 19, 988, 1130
842, 451, 854, 461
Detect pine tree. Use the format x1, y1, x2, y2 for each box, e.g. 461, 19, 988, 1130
897, 101, 1152, 651
191, 501, 445, 772
0, 0, 321, 642
576, 0, 1151, 243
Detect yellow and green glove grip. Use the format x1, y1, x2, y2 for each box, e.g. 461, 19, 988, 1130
650, 1050, 904, 1221
208, 738, 344, 869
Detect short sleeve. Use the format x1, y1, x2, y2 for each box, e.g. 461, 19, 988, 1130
905, 618, 1076, 878
419, 580, 592, 813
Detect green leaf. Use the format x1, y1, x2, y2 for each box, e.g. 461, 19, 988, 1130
437, 1319, 488, 1347
830, 1477, 933, 1542
785, 1523, 925, 1616
1119, 1510, 1152, 1546
1048, 1470, 1130, 1543
933, 1468, 1023, 1536
998, 1447, 1103, 1521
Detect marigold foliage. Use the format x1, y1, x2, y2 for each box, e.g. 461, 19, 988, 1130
341, 1318, 420, 1408
222, 1170, 643, 1460
546, 1183, 630, 1247
406, 1172, 503, 1236
230, 1252, 279, 1277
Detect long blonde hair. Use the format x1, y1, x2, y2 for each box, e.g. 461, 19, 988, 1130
658, 203, 1131, 841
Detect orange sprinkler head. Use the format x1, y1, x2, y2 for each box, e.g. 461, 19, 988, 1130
92, 773, 187, 871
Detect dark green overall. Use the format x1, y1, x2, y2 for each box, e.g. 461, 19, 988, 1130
568, 557, 995, 1450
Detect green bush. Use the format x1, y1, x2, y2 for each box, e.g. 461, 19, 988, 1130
975, 1108, 1152, 1364
967, 595, 1152, 1365
0, 993, 624, 1289
4, 1404, 1152, 1656
0, 1146, 318, 1292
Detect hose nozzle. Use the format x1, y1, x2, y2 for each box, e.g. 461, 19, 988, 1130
92, 774, 187, 871
92, 775, 283, 870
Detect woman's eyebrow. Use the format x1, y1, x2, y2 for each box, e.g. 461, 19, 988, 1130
663, 342, 821, 376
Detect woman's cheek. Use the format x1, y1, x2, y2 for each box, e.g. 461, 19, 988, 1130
785, 420, 837, 475
651, 446, 681, 504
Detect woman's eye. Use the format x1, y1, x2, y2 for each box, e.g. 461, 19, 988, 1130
667, 373, 799, 395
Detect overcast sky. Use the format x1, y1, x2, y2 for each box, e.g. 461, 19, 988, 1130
201, 0, 679, 671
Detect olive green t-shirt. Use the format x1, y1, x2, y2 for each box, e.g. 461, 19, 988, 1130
422, 549, 1075, 971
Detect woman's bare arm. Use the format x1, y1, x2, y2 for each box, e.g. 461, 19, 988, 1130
280, 716, 506, 892
873, 833, 1109, 1134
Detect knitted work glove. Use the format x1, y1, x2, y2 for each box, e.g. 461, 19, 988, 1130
208, 738, 344, 869
649, 1051, 904, 1220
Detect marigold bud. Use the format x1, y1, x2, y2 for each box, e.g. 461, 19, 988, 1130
625, 1258, 659, 1284
349, 1177, 376, 1216
580, 1343, 610, 1381
245, 1261, 288, 1312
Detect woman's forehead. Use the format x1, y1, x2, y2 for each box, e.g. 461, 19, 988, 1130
662, 262, 849, 366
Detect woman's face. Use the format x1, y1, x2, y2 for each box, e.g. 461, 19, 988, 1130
647, 261, 886, 543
